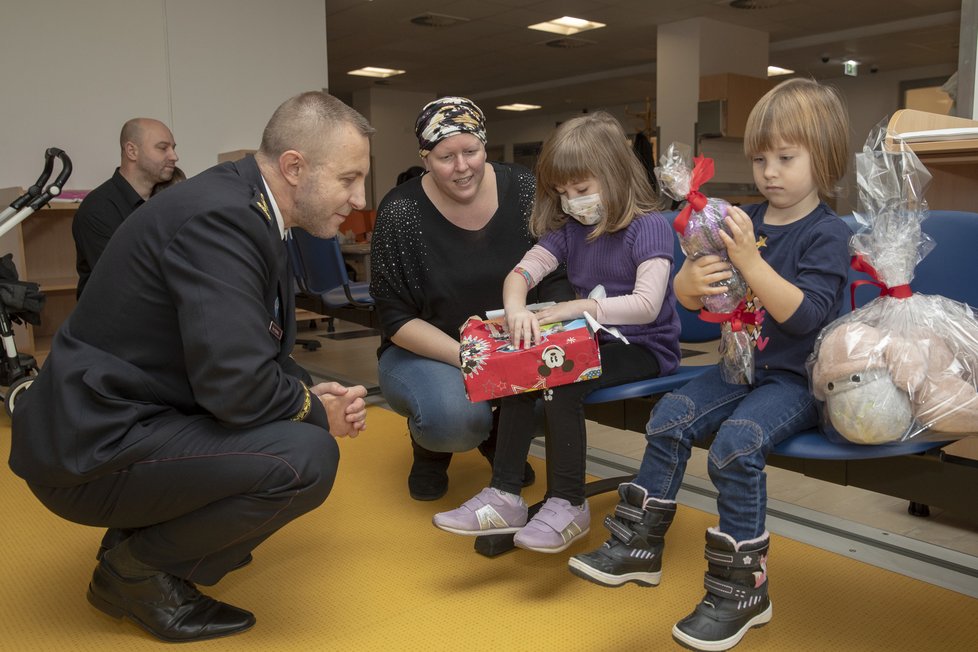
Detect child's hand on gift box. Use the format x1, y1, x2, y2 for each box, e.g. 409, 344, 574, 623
505, 308, 541, 349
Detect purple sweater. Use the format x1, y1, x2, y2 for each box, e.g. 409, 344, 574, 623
539, 212, 681, 375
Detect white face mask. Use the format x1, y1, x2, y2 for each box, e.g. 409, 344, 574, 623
560, 193, 604, 225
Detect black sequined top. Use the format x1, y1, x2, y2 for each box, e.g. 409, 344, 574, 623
370, 162, 571, 357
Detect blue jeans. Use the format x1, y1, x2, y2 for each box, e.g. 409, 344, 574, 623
634, 366, 817, 541
378, 345, 493, 452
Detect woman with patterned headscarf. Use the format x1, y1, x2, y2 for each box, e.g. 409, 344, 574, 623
370, 96, 572, 501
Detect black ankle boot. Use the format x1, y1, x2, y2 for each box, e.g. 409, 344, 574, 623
568, 482, 675, 587
672, 529, 772, 651
408, 437, 452, 501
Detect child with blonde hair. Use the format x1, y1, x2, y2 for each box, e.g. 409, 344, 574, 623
570, 78, 852, 651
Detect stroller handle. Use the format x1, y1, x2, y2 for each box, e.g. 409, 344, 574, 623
7, 148, 66, 211
28, 148, 73, 211
0, 148, 73, 239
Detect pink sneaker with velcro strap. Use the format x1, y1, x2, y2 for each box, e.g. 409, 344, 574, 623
514, 497, 590, 553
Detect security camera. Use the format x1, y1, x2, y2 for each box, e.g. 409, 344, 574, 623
820, 55, 830, 64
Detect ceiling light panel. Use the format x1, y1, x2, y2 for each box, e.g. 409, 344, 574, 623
347, 66, 406, 78
528, 16, 606, 36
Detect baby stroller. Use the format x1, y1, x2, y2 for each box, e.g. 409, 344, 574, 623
0, 147, 72, 416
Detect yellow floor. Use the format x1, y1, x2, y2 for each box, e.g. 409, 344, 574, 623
1, 407, 976, 651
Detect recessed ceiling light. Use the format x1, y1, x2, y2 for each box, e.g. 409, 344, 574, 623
729, 0, 784, 8
528, 16, 605, 36
347, 67, 406, 79
767, 66, 794, 77
497, 103, 542, 112
409, 12, 469, 28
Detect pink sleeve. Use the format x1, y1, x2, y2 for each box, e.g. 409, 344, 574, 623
513, 244, 559, 288
594, 258, 670, 325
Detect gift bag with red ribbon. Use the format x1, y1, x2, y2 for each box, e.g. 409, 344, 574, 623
807, 120, 978, 444
459, 316, 602, 403
655, 142, 755, 384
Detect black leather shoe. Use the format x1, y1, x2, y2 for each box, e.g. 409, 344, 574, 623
408, 437, 451, 501
87, 561, 255, 642
96, 530, 253, 572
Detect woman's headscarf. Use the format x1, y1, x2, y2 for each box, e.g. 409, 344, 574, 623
415, 96, 487, 158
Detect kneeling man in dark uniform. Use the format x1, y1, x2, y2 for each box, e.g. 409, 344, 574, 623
8, 91, 373, 642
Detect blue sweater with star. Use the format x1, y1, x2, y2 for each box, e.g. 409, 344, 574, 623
741, 202, 851, 383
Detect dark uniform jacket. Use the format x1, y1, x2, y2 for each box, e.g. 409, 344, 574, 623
9, 156, 328, 487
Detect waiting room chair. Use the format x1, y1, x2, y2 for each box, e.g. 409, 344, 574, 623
287, 228, 374, 334
771, 210, 978, 460
286, 228, 380, 396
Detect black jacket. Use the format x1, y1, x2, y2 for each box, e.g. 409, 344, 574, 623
10, 156, 328, 487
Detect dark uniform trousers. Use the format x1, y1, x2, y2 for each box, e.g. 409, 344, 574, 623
29, 418, 339, 586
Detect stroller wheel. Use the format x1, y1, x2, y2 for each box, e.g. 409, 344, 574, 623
4, 375, 33, 417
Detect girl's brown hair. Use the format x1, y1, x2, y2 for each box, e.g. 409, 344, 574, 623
530, 112, 661, 239
744, 77, 850, 197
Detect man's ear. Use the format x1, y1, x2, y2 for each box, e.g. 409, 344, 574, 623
123, 141, 139, 162
279, 150, 304, 187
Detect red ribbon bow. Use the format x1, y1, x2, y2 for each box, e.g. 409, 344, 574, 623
849, 254, 912, 310
672, 156, 716, 235
697, 301, 763, 332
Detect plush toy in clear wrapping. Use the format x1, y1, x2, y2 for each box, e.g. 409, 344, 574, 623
655, 142, 754, 384
808, 120, 978, 444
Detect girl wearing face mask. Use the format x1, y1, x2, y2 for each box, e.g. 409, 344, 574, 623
433, 112, 681, 554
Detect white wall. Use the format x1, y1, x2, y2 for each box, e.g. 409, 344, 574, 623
0, 0, 328, 191
353, 87, 435, 208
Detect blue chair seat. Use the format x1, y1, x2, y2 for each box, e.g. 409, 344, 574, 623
287, 229, 374, 335
772, 428, 950, 460
584, 364, 712, 404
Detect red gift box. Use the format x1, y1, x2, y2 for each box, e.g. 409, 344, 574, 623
460, 316, 602, 402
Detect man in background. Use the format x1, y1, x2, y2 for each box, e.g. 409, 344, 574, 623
72, 117, 178, 297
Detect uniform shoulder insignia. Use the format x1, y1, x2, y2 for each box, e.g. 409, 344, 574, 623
253, 190, 272, 222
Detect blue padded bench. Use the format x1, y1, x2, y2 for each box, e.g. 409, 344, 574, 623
475, 211, 978, 557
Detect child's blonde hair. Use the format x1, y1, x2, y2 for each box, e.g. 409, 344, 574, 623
744, 77, 849, 197
530, 111, 661, 239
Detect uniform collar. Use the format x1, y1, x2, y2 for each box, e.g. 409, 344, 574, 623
257, 173, 286, 240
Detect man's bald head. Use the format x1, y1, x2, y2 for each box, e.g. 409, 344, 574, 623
118, 118, 178, 198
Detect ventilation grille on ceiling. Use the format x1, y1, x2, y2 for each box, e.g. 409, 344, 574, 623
409, 13, 469, 28
729, 0, 785, 8
543, 37, 596, 49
